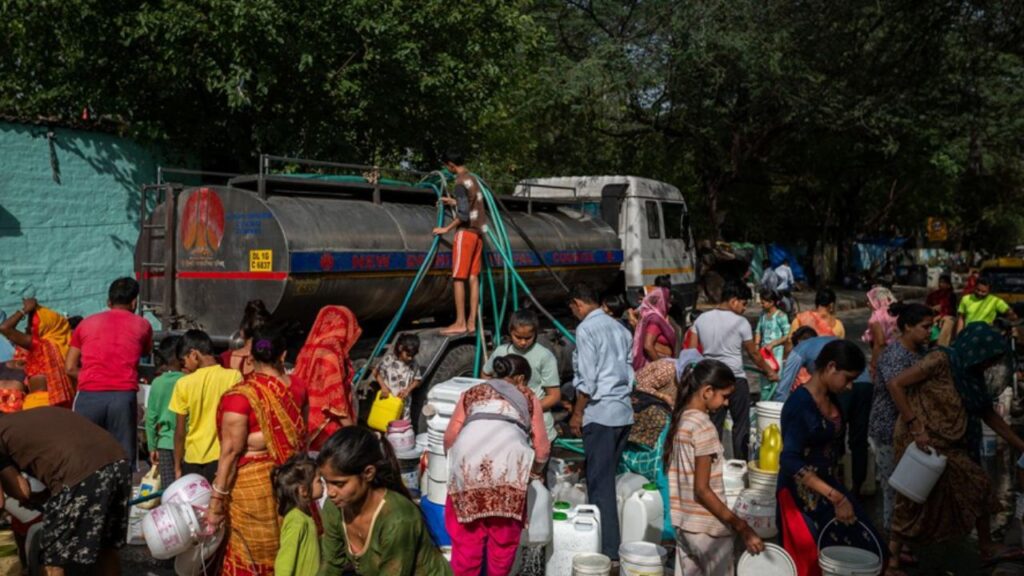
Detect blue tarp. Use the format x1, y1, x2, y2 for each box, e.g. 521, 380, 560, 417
768, 244, 808, 282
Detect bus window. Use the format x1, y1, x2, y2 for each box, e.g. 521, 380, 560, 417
645, 200, 661, 239
662, 202, 687, 240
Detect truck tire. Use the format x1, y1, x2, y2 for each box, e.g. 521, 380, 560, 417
413, 343, 478, 431
431, 343, 478, 384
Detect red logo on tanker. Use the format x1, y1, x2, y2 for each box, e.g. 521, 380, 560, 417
320, 252, 335, 271
180, 188, 225, 256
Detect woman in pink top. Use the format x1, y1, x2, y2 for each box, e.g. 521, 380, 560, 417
633, 287, 678, 371
862, 286, 899, 377
443, 355, 550, 576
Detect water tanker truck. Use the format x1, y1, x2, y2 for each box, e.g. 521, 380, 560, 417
134, 158, 697, 390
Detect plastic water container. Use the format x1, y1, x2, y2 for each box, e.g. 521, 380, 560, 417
161, 474, 212, 509
724, 460, 748, 492
572, 552, 612, 575
420, 497, 451, 547
553, 481, 587, 508
618, 541, 667, 576
142, 503, 201, 559
397, 456, 421, 499
738, 542, 797, 575
387, 420, 415, 453
620, 483, 663, 545
759, 424, 782, 472
888, 443, 947, 504
733, 488, 777, 539
818, 519, 883, 576
526, 479, 553, 545
367, 391, 403, 432
615, 472, 648, 525
173, 526, 224, 575
755, 401, 784, 440
546, 509, 602, 576
427, 377, 482, 409
747, 462, 778, 492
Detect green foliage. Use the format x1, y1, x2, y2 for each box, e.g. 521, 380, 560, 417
2, 0, 1023, 251
0, 0, 534, 169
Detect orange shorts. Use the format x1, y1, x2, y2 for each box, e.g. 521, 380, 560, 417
452, 229, 483, 280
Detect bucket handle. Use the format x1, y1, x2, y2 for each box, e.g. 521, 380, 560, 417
816, 518, 883, 563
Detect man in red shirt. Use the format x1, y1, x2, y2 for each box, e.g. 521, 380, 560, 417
433, 152, 488, 336
65, 277, 153, 468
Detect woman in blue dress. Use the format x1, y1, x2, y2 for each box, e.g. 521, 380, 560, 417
778, 340, 886, 576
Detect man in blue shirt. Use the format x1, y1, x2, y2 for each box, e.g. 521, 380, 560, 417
568, 283, 634, 561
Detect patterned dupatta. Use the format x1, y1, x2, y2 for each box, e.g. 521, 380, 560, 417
25, 308, 74, 407
223, 372, 304, 465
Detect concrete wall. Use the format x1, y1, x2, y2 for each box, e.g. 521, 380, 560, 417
0, 121, 165, 318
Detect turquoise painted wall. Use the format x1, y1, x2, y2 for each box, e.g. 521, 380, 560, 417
0, 121, 164, 318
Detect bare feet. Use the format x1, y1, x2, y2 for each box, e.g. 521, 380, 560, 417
440, 324, 468, 336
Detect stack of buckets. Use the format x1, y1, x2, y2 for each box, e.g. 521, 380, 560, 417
420, 377, 482, 549
734, 401, 783, 539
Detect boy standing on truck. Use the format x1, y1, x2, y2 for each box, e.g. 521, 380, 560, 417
433, 152, 488, 336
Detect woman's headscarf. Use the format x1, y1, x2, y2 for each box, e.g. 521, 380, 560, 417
631, 288, 677, 371
292, 306, 362, 450
942, 323, 1009, 460
25, 307, 74, 407
944, 323, 1009, 414
863, 286, 898, 345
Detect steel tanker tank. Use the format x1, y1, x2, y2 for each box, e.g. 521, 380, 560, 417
135, 176, 623, 339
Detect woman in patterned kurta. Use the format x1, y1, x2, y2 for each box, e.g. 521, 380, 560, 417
443, 355, 550, 576
887, 323, 1024, 564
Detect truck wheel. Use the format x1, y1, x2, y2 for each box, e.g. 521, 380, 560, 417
431, 343, 478, 383
413, 343, 478, 431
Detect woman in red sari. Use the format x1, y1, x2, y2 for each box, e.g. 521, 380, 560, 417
0, 298, 74, 409
293, 305, 362, 451
207, 324, 305, 576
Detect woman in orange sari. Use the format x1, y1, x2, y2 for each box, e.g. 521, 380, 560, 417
0, 298, 74, 409
789, 288, 845, 342
293, 305, 362, 451
207, 324, 305, 576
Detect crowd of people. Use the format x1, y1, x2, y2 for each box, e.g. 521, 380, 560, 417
0, 256, 1021, 576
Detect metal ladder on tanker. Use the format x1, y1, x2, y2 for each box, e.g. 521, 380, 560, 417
136, 183, 178, 327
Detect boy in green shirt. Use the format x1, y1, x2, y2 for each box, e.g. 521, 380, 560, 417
957, 277, 1018, 333
145, 336, 183, 489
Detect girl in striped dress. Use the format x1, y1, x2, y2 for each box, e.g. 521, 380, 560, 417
665, 359, 765, 576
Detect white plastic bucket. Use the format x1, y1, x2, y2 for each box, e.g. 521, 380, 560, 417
818, 519, 883, 576
428, 451, 447, 482
733, 488, 777, 539
142, 503, 200, 559
426, 475, 448, 505
755, 401, 784, 439
738, 542, 797, 575
572, 552, 611, 575
618, 541, 667, 576
747, 462, 778, 491
887, 443, 947, 504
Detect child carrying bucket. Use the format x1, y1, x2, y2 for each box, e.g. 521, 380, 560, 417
665, 359, 765, 575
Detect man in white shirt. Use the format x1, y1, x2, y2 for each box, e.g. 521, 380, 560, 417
693, 281, 779, 460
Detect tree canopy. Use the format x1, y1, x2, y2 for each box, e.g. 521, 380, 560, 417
3, 0, 1023, 251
